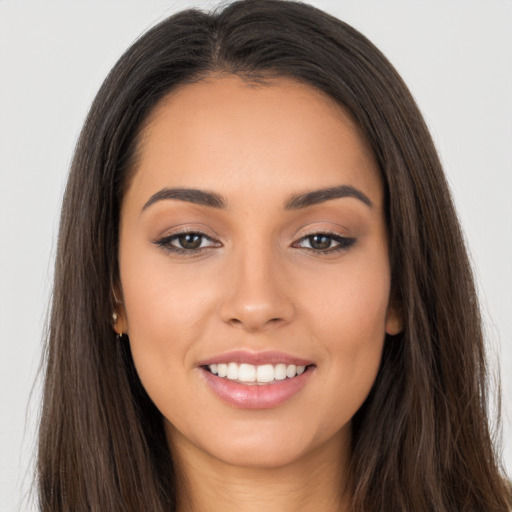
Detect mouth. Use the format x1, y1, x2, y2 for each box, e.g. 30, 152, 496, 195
197, 351, 316, 409
203, 362, 311, 385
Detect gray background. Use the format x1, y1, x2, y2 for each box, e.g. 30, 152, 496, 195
1, 1, 511, 510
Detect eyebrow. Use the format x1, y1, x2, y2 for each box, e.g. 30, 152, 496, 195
285, 185, 373, 209
142, 184, 373, 212
142, 187, 227, 211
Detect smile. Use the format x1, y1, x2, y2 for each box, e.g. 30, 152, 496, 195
199, 351, 315, 409
206, 362, 307, 384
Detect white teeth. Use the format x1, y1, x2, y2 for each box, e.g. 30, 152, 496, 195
217, 363, 228, 377
286, 364, 297, 378
207, 362, 308, 383
257, 364, 274, 383
227, 362, 238, 380
274, 364, 287, 380
238, 363, 256, 382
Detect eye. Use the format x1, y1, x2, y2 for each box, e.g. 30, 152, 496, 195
154, 231, 221, 254
293, 233, 356, 253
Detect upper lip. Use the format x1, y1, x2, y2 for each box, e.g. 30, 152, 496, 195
197, 350, 314, 367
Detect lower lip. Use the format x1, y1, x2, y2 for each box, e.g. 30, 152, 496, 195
200, 367, 314, 409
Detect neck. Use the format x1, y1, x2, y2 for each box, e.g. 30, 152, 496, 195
168, 426, 352, 512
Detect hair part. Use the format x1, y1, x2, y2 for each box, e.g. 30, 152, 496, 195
38, 1, 511, 511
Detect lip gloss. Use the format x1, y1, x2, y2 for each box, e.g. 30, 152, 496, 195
200, 365, 314, 409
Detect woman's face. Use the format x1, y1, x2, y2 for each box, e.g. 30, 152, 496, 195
117, 75, 400, 469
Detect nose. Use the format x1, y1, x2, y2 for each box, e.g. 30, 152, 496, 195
219, 248, 295, 332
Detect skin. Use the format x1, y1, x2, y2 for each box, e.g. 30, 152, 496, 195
116, 75, 401, 512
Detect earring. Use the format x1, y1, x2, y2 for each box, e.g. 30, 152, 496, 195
112, 311, 123, 339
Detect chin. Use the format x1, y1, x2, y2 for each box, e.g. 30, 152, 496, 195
212, 437, 310, 469
166, 415, 350, 471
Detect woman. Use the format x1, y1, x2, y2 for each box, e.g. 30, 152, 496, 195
37, 0, 511, 510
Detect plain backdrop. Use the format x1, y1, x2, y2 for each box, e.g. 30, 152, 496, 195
1, 1, 511, 510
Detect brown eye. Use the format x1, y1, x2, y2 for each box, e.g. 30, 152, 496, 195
293, 232, 357, 253
177, 233, 203, 249
307, 235, 332, 250
154, 231, 221, 254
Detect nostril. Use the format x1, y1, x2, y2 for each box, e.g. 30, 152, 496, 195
219, 291, 295, 332
226, 313, 285, 328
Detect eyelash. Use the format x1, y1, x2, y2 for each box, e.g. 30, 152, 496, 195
153, 231, 221, 255
153, 230, 356, 255
292, 232, 356, 253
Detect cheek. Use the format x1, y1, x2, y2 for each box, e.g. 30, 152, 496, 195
301, 256, 390, 416
121, 239, 220, 336
304, 253, 391, 341
118, 242, 217, 396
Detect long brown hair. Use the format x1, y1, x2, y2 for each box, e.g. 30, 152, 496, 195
37, 1, 511, 510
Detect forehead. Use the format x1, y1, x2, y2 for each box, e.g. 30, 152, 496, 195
126, 74, 382, 209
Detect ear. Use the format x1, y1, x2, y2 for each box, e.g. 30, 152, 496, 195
385, 301, 403, 336
111, 287, 129, 336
